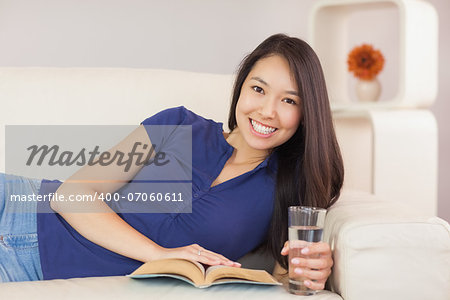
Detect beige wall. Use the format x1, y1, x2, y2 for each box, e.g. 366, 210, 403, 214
0, 0, 448, 221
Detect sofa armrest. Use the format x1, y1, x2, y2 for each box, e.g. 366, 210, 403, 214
324, 191, 450, 300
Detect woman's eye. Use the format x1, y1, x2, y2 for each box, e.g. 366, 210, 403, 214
252, 86, 264, 94
283, 98, 297, 105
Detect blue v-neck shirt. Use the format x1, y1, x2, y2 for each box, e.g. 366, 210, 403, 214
37, 106, 276, 280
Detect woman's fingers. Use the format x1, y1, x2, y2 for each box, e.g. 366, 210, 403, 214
282, 241, 332, 264
188, 251, 223, 265
285, 241, 331, 257
201, 248, 233, 263
280, 241, 290, 256
190, 248, 229, 265
292, 256, 332, 270
292, 266, 331, 281
283, 240, 334, 291
301, 242, 332, 259
303, 278, 327, 291
194, 247, 237, 266
281, 240, 331, 256
185, 244, 241, 267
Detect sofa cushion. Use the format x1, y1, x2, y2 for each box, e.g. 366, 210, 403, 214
0, 275, 343, 300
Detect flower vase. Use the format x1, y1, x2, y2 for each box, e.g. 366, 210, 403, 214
356, 78, 381, 102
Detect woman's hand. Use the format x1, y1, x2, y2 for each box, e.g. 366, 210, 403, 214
154, 243, 242, 268
280, 241, 333, 291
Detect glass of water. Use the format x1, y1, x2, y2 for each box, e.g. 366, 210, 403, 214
288, 206, 327, 296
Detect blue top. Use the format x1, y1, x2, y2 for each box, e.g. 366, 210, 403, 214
37, 106, 277, 280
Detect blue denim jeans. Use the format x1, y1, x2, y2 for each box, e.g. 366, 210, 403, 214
0, 173, 44, 282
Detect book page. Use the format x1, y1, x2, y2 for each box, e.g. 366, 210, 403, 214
204, 265, 280, 285
130, 258, 206, 285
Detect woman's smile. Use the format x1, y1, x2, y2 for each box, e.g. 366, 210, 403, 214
249, 118, 277, 137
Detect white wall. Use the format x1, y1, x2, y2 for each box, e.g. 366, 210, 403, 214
0, 0, 310, 73
0, 0, 448, 221
429, 0, 450, 223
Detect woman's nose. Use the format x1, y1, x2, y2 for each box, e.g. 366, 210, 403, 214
259, 98, 277, 119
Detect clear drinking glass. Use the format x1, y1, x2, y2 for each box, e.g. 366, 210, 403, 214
288, 206, 327, 296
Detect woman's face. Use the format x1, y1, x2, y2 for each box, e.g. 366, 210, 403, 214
235, 54, 302, 151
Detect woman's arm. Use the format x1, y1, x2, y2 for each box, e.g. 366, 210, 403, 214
51, 125, 239, 266
273, 241, 333, 290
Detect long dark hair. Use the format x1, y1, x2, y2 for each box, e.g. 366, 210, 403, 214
228, 34, 344, 270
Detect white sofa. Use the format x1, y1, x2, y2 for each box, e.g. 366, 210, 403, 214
0, 68, 449, 300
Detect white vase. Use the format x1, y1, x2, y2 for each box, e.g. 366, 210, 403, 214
356, 78, 381, 102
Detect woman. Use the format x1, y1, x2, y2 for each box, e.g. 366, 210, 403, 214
0, 34, 343, 291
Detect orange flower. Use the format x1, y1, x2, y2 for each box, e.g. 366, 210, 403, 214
347, 44, 385, 80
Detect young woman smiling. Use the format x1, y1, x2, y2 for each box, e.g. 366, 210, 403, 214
0, 34, 343, 292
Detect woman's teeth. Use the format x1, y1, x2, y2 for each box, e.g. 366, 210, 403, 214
251, 119, 277, 135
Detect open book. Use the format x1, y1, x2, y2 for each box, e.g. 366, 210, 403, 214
127, 258, 282, 288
